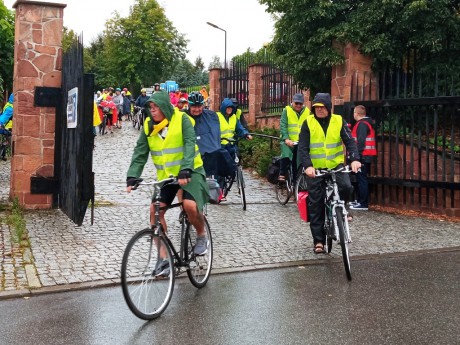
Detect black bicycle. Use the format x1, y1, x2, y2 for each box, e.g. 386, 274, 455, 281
316, 165, 353, 281
220, 137, 246, 210
120, 177, 213, 320
275, 144, 309, 205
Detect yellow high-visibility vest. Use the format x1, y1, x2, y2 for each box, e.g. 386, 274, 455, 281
306, 114, 344, 169
144, 108, 202, 180
217, 112, 237, 144
286, 106, 310, 141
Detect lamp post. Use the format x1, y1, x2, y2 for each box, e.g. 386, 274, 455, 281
206, 21, 227, 69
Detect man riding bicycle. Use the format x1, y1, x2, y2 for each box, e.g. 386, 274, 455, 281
186, 92, 235, 181
279, 93, 311, 182
126, 91, 210, 276
298, 93, 361, 254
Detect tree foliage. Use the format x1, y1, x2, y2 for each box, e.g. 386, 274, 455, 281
259, 0, 460, 92
0, 2, 14, 102
99, 0, 187, 91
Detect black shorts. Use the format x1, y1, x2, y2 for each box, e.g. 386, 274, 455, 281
158, 183, 195, 205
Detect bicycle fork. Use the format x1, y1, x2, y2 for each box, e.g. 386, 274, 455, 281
332, 203, 352, 243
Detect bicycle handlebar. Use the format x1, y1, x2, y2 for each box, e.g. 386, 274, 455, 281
130, 176, 177, 190
314, 165, 352, 177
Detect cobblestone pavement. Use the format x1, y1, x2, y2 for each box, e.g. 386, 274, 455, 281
1, 123, 459, 295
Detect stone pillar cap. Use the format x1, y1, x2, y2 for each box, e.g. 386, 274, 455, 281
13, 0, 67, 9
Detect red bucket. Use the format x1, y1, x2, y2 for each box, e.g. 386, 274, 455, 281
297, 191, 309, 222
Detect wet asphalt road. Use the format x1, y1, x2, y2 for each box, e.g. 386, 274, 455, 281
1, 250, 459, 345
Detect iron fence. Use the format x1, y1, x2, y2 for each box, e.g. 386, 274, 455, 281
261, 55, 301, 115
220, 56, 251, 110
343, 65, 460, 213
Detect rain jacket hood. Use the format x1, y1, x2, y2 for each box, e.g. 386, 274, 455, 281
8, 94, 14, 104
145, 91, 174, 122
312, 93, 332, 116
219, 98, 236, 115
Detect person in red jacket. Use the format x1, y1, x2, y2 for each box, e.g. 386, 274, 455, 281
98, 95, 118, 134
350, 105, 377, 210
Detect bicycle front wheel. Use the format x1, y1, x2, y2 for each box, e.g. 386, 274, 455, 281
185, 218, 213, 288
236, 166, 247, 210
335, 208, 352, 281
121, 228, 175, 320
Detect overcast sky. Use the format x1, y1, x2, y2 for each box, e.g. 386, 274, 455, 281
4, 0, 275, 66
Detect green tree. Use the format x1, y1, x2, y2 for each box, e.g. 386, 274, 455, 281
260, 0, 460, 93
102, 0, 187, 90
208, 55, 222, 69
62, 26, 78, 52
0, 2, 14, 102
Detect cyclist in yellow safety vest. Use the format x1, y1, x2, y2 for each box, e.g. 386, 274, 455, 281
126, 91, 210, 274
230, 98, 248, 130
217, 98, 253, 161
298, 92, 361, 254
279, 93, 311, 182
0, 93, 14, 134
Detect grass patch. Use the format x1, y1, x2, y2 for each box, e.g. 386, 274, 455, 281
6, 198, 28, 246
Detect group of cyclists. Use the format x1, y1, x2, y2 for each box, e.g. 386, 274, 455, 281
113, 82, 367, 275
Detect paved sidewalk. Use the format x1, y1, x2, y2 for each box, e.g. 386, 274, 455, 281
1, 124, 459, 297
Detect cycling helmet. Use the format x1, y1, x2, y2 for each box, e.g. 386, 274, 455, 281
115, 88, 121, 92
141, 88, 146, 93
188, 91, 205, 105
154, 83, 160, 86
123, 87, 128, 91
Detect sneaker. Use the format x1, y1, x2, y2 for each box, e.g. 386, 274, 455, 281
153, 259, 170, 277
350, 203, 368, 211
193, 236, 208, 256
349, 200, 359, 206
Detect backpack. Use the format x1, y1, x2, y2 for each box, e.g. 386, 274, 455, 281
266, 156, 281, 185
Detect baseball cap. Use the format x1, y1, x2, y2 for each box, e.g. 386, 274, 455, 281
292, 93, 304, 103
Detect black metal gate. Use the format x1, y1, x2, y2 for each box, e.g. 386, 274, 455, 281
340, 66, 460, 214
55, 37, 95, 225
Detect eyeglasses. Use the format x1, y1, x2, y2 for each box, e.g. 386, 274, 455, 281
294, 102, 303, 106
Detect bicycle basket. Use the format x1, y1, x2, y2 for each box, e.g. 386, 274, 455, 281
266, 156, 281, 185
206, 178, 221, 204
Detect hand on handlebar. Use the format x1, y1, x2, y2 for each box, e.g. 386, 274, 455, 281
350, 160, 362, 173
305, 166, 316, 178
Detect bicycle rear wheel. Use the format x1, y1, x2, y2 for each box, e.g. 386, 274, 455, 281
185, 218, 213, 288
121, 228, 175, 320
335, 208, 352, 281
236, 166, 247, 210
276, 172, 292, 205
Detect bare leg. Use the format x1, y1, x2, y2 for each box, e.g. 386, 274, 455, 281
182, 199, 205, 236
150, 202, 168, 258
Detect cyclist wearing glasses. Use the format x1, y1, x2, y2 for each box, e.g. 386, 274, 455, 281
298, 93, 361, 254
126, 91, 210, 273
279, 93, 311, 182
186, 92, 235, 180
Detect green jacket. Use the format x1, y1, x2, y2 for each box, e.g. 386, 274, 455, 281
127, 91, 209, 210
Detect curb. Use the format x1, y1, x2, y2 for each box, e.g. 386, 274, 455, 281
1, 246, 459, 301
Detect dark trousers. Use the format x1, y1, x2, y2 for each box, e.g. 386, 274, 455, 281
279, 145, 298, 180
356, 162, 370, 208
202, 149, 236, 179
307, 166, 353, 245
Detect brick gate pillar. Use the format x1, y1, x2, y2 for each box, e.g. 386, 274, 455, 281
11, 0, 66, 209
248, 63, 264, 127
208, 68, 223, 111
330, 42, 375, 108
